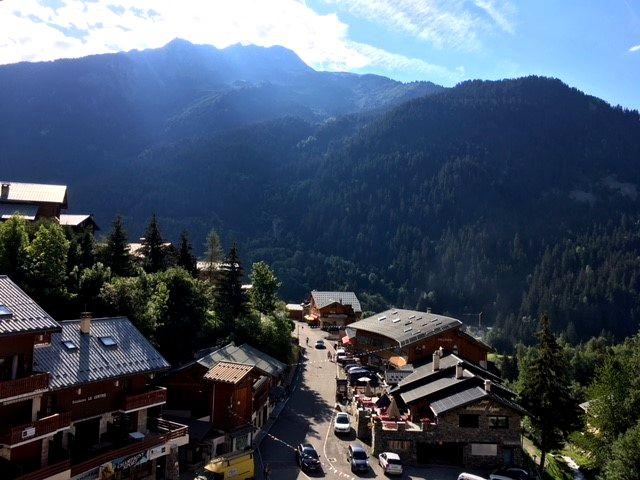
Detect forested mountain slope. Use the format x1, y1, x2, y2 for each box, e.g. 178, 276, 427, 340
1, 40, 639, 347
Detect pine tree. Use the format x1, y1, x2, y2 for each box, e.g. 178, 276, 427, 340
518, 315, 580, 472
176, 230, 197, 276
214, 242, 248, 332
103, 215, 133, 277
141, 214, 166, 273
204, 229, 223, 283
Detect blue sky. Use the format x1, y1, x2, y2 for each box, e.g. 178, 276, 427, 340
1, 0, 639, 109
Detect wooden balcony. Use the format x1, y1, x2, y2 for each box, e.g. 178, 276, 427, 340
70, 418, 188, 477
121, 386, 167, 412
0, 412, 71, 446
14, 460, 70, 480
0, 373, 49, 401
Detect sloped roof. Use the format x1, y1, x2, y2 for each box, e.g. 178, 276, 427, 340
311, 291, 362, 313
400, 375, 469, 405
0, 276, 61, 335
33, 317, 169, 389
204, 362, 253, 384
0, 203, 39, 220
0, 181, 67, 205
59, 214, 96, 227
197, 342, 286, 377
349, 309, 461, 347
430, 387, 488, 415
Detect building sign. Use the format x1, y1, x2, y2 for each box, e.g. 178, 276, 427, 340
72, 393, 107, 405
21, 426, 36, 439
148, 444, 168, 460
73, 468, 99, 480
99, 451, 149, 479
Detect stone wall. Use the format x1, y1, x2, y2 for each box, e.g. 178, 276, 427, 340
372, 398, 523, 469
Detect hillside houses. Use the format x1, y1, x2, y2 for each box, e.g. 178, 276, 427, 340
0, 181, 98, 231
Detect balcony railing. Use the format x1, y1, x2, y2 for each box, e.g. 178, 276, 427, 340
0, 412, 71, 446
70, 418, 188, 477
121, 387, 167, 412
0, 373, 49, 401
14, 460, 71, 480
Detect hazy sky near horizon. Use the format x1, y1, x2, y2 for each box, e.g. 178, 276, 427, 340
1, 0, 639, 109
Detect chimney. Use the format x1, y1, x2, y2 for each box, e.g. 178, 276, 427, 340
456, 361, 464, 379
432, 351, 440, 371
80, 312, 92, 334
484, 379, 492, 392
1, 183, 9, 198
426, 307, 432, 313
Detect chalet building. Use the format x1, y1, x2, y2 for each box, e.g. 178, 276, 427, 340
0, 181, 98, 231
371, 351, 525, 469
305, 291, 362, 328
161, 343, 285, 466
0, 276, 65, 480
33, 315, 188, 480
285, 304, 303, 321
344, 309, 492, 368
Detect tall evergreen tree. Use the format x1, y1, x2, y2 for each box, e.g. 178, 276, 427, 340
176, 230, 197, 276
141, 214, 167, 273
103, 215, 133, 277
214, 242, 248, 331
204, 229, 223, 283
518, 315, 580, 472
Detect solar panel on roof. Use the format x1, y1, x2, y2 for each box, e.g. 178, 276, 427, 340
0, 304, 11, 317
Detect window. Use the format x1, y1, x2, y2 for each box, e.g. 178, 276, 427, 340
62, 340, 78, 351
459, 414, 480, 428
388, 440, 412, 451
489, 416, 509, 429
471, 443, 497, 456
99, 336, 117, 347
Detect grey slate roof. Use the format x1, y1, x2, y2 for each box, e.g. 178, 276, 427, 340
0, 181, 67, 205
197, 343, 286, 377
349, 309, 461, 347
33, 317, 169, 389
399, 373, 470, 405
0, 276, 61, 335
311, 291, 362, 313
0, 203, 39, 220
430, 387, 488, 415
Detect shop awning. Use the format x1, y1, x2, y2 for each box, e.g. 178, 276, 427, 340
388, 356, 408, 368
342, 335, 353, 345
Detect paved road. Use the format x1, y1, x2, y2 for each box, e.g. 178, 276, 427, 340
257, 322, 470, 480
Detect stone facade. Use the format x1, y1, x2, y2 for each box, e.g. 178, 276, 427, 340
372, 398, 523, 469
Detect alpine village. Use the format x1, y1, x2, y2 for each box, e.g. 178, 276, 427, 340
2, 7, 640, 480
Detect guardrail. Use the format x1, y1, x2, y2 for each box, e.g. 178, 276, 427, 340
0, 412, 71, 446
0, 372, 49, 400
122, 387, 167, 412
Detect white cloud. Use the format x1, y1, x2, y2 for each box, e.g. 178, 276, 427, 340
0, 0, 464, 84
630, 44, 640, 52
325, 0, 515, 50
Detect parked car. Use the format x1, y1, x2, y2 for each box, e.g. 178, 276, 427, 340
490, 468, 532, 480
336, 347, 346, 355
295, 443, 321, 471
347, 444, 370, 473
336, 353, 349, 364
315, 339, 326, 349
334, 412, 351, 434
458, 474, 488, 480
347, 366, 369, 374
343, 362, 361, 372
378, 452, 403, 475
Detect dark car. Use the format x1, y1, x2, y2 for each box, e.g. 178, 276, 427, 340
296, 443, 321, 471
347, 444, 370, 473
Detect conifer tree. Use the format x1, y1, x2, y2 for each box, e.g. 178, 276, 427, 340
214, 242, 248, 331
141, 214, 166, 273
103, 215, 133, 277
176, 230, 197, 276
204, 229, 223, 283
518, 315, 580, 472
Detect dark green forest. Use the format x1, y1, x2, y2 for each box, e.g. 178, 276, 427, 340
1, 41, 640, 349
